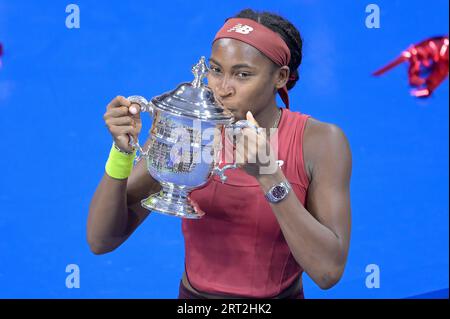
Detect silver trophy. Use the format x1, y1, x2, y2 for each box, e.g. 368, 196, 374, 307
127, 57, 259, 219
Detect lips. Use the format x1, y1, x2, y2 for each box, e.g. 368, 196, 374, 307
226, 108, 238, 114
219, 103, 236, 111
216, 100, 239, 113
219, 104, 234, 111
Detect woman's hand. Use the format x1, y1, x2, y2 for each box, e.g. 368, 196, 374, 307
233, 111, 279, 178
103, 96, 142, 153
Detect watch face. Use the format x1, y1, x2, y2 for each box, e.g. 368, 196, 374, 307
272, 185, 286, 199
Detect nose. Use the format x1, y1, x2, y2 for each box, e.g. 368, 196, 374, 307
215, 77, 235, 100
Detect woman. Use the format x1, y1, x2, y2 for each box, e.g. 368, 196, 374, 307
87, 9, 352, 299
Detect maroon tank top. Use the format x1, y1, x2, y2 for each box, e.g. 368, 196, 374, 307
183, 108, 311, 298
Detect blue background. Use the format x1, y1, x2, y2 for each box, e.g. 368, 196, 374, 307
0, 0, 448, 298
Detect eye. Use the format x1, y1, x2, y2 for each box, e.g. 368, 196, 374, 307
209, 66, 221, 73
237, 72, 251, 79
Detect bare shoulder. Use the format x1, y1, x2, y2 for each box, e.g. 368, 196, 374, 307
303, 117, 352, 182
304, 117, 349, 143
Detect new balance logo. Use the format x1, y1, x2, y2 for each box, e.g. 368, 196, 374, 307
227, 23, 254, 35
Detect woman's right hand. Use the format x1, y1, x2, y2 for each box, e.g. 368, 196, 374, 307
104, 96, 142, 153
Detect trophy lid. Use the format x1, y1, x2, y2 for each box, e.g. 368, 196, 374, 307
150, 57, 234, 124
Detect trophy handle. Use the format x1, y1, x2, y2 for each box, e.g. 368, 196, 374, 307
126, 95, 155, 162
212, 120, 263, 183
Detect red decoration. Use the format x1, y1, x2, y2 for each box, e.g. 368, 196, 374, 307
0, 42, 3, 68
373, 36, 449, 98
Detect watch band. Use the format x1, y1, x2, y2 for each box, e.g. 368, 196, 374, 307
265, 180, 292, 203
113, 142, 135, 155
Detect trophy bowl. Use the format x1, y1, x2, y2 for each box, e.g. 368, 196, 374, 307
127, 57, 259, 219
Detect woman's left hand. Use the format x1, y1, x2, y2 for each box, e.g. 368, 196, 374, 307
233, 111, 279, 178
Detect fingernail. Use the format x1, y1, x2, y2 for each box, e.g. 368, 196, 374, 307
130, 106, 137, 114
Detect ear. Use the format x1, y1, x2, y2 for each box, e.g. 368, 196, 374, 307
274, 66, 290, 90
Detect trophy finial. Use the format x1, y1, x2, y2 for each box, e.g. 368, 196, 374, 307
191, 56, 208, 88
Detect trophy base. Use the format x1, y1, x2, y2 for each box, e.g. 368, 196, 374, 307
141, 183, 204, 219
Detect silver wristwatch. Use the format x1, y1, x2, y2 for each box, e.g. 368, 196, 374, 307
265, 180, 292, 203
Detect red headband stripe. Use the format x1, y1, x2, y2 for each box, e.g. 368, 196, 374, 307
213, 18, 292, 109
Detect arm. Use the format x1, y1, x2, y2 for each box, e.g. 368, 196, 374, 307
87, 96, 161, 255
87, 140, 161, 255
257, 122, 352, 289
